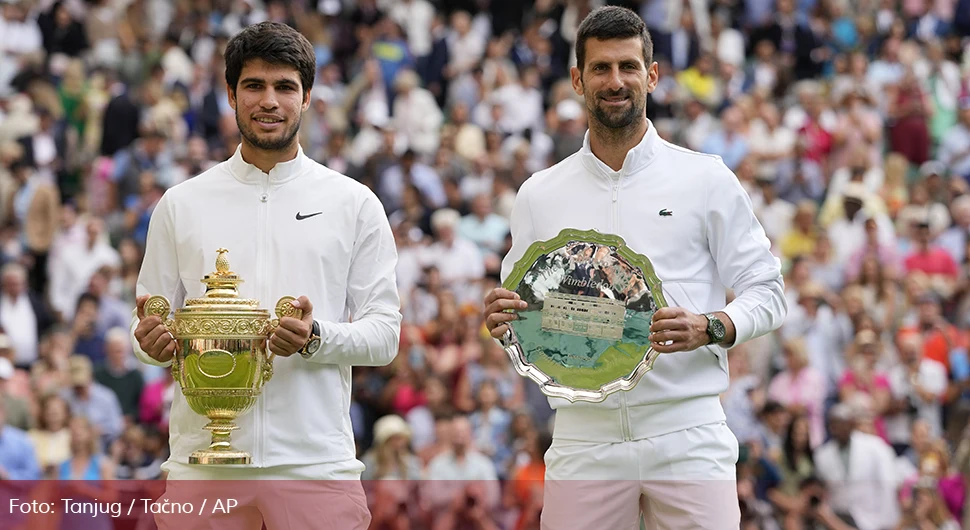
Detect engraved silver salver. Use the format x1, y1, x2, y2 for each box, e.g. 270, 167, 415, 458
502, 228, 667, 403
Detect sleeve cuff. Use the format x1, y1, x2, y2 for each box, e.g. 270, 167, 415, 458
722, 303, 754, 349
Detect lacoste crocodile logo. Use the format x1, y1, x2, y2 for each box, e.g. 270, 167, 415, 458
659, 209, 673, 216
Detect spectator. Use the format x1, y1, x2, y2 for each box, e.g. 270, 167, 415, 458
837, 330, 892, 442
392, 69, 444, 157
362, 414, 422, 481
506, 429, 551, 530
468, 378, 511, 477
896, 477, 961, 530
56, 416, 117, 530
61, 354, 123, 450
0, 393, 40, 480
406, 375, 451, 453
701, 105, 749, 170
0, 357, 29, 431
750, 173, 796, 254
85, 266, 130, 336
94, 327, 144, 423
71, 292, 106, 365
902, 220, 960, 295
5, 157, 59, 295
379, 148, 446, 213
113, 424, 163, 480
886, 69, 931, 166
0, 261, 52, 368
458, 193, 509, 273
886, 333, 949, 449
26, 393, 70, 477
422, 208, 484, 306
775, 414, 816, 523
48, 217, 121, 322
813, 403, 900, 530
424, 414, 500, 513
938, 97, 970, 180
768, 338, 828, 448
138, 361, 174, 433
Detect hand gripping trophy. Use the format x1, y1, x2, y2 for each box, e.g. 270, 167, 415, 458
143, 248, 299, 464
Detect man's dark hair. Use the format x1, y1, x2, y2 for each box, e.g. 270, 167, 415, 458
224, 22, 316, 96
575, 6, 653, 72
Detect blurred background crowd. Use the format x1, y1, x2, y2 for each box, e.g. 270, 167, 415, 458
1, 0, 970, 529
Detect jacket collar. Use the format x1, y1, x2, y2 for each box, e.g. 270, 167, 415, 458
227, 143, 308, 185
580, 119, 660, 180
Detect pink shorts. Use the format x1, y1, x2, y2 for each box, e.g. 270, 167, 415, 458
540, 421, 741, 530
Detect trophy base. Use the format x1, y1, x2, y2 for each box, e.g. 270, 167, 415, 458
187, 417, 250, 465
189, 450, 251, 465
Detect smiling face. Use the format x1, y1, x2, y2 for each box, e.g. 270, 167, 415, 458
571, 37, 657, 131
228, 58, 310, 154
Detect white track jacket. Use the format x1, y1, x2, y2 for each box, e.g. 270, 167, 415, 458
131, 145, 401, 469
501, 121, 787, 443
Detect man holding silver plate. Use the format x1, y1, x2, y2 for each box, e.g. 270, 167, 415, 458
483, 6, 787, 529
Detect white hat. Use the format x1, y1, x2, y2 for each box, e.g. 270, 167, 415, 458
841, 181, 868, 201
828, 403, 856, 421
556, 99, 582, 121
919, 161, 945, 178
363, 100, 390, 129
430, 208, 461, 231
318, 0, 341, 15
373, 415, 411, 446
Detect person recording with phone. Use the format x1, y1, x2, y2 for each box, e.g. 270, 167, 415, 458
795, 476, 858, 530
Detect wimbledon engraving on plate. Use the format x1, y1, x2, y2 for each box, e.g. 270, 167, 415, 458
541, 292, 625, 341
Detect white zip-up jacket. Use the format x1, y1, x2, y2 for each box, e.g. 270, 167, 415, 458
130, 145, 401, 468
500, 122, 787, 443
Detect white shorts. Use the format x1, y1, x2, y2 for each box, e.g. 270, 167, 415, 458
154, 460, 370, 530
540, 421, 741, 530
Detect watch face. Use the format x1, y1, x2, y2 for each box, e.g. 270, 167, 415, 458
308, 338, 322, 352
712, 320, 726, 340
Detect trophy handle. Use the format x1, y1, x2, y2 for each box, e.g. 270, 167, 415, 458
144, 296, 181, 381
169, 326, 180, 382
265, 296, 304, 382
144, 295, 171, 320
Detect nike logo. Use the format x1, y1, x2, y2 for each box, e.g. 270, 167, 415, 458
659, 209, 673, 216
295, 211, 323, 220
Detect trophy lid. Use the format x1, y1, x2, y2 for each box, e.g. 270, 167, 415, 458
182, 248, 262, 312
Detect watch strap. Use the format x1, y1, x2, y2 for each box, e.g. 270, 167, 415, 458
300, 320, 322, 358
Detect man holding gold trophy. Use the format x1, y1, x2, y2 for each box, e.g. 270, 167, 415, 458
483, 6, 787, 529
130, 22, 400, 529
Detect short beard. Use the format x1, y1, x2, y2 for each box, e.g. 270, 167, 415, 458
591, 97, 641, 130
236, 113, 301, 151
584, 84, 646, 141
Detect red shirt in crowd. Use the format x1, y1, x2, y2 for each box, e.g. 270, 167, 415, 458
903, 248, 960, 278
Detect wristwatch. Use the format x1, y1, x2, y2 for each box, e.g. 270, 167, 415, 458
299, 320, 322, 359
704, 313, 726, 345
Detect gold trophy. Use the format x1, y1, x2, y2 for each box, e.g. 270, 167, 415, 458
143, 248, 299, 464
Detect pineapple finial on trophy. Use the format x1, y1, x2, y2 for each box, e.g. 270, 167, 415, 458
215, 248, 231, 275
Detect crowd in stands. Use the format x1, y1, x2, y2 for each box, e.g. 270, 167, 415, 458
3, 0, 970, 528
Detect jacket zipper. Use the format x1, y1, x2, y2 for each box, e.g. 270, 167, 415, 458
610, 171, 632, 442
256, 176, 270, 464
